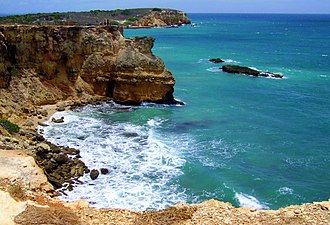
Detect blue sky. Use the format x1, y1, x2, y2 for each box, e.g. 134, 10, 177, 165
0, 0, 330, 15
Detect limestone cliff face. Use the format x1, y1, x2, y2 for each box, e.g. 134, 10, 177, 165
0, 25, 177, 108
132, 10, 191, 27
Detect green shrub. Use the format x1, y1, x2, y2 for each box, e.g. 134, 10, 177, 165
0, 117, 20, 134
152, 8, 162, 12
9, 68, 19, 77
127, 17, 138, 22
109, 20, 120, 26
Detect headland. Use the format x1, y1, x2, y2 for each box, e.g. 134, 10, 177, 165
0, 12, 329, 225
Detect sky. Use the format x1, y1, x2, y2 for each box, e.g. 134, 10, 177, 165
0, 0, 330, 15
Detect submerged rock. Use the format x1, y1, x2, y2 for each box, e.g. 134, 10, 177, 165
222, 65, 283, 78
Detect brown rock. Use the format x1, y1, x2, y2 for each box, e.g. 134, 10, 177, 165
51, 117, 64, 123
132, 9, 191, 27
0, 25, 179, 105
100, 168, 109, 175
90, 169, 99, 180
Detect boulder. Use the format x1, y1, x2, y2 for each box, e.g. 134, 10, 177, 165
56, 105, 66, 112
209, 58, 225, 63
51, 117, 64, 123
90, 169, 100, 180
100, 168, 109, 175
54, 154, 70, 164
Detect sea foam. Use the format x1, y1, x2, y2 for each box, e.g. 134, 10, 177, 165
42, 105, 188, 211
235, 193, 269, 210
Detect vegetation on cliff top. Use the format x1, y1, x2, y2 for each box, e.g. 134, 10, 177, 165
0, 8, 186, 26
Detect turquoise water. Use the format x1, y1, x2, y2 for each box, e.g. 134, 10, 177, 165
43, 14, 330, 210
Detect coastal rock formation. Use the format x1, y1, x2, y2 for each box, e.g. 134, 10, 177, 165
132, 9, 191, 27
222, 65, 284, 78
0, 25, 178, 112
32, 140, 89, 189
0, 8, 191, 28
209, 58, 225, 63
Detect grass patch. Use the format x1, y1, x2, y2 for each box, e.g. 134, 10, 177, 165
0, 117, 20, 134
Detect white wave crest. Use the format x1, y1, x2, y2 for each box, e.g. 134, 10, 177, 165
42, 109, 187, 211
207, 67, 220, 72
235, 193, 269, 210
278, 187, 294, 195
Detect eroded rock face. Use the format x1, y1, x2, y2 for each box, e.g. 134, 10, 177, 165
0, 25, 177, 105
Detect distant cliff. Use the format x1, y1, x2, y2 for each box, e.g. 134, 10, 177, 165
0, 25, 179, 118
0, 8, 191, 28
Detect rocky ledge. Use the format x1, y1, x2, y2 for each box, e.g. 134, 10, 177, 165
0, 25, 179, 108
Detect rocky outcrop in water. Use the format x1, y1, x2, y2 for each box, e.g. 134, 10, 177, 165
209, 58, 225, 63
0, 25, 178, 108
222, 65, 284, 78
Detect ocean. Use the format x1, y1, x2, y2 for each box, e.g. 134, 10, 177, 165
42, 14, 330, 211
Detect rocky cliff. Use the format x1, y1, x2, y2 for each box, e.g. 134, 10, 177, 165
131, 10, 191, 27
0, 8, 191, 28
0, 25, 178, 115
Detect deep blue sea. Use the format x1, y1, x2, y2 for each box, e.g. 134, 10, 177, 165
43, 14, 330, 211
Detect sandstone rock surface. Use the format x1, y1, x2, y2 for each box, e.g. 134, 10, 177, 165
0, 150, 53, 192
0, 25, 178, 110
132, 9, 191, 27
0, 190, 27, 225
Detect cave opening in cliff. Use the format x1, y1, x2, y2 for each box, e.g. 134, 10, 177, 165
108, 80, 115, 98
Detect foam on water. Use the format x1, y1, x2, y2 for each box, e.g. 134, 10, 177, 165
207, 67, 220, 72
42, 106, 188, 211
223, 59, 240, 63
278, 187, 294, 195
235, 193, 269, 210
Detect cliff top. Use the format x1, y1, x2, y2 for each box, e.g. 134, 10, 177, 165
0, 8, 191, 27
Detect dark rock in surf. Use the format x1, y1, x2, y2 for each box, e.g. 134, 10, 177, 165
209, 58, 225, 63
51, 117, 64, 123
222, 65, 260, 76
100, 168, 109, 175
90, 169, 100, 180
259, 71, 284, 79
222, 65, 283, 78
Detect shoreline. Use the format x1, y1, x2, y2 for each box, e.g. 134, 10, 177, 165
1, 98, 330, 224
0, 20, 329, 223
